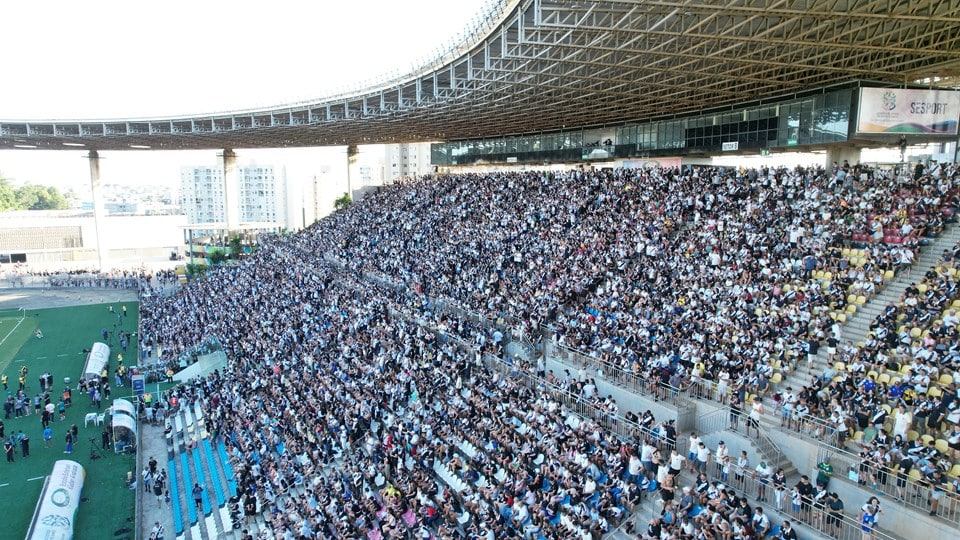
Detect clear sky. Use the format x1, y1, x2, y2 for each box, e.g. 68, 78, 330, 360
0, 0, 492, 120
0, 0, 492, 190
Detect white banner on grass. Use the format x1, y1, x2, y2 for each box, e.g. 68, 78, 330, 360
25, 460, 85, 540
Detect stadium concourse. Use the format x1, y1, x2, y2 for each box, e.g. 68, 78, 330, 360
134, 162, 960, 540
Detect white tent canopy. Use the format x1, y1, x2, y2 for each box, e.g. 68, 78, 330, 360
81, 342, 110, 386
111, 398, 136, 419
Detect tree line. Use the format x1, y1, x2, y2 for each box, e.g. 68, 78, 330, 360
0, 176, 70, 211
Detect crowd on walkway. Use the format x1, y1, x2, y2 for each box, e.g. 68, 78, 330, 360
137, 162, 960, 538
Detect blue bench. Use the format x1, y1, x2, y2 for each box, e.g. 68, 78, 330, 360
216, 441, 238, 497
191, 447, 212, 516
201, 439, 226, 507
180, 453, 197, 525
167, 459, 185, 536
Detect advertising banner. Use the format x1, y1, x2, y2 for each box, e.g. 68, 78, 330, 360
857, 88, 959, 134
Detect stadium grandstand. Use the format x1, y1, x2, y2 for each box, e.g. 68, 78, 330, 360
4, 1, 960, 540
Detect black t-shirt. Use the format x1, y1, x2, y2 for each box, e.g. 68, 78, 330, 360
797, 481, 815, 500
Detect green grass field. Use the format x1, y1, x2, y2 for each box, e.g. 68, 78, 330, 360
0, 302, 139, 540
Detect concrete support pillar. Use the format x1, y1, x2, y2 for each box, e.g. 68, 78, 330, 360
346, 144, 360, 200
221, 149, 240, 231
825, 145, 862, 170
88, 150, 108, 271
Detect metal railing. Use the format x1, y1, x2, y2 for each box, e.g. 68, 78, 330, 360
483, 354, 676, 451
549, 339, 693, 408
816, 443, 960, 525
695, 407, 731, 436
696, 460, 901, 540
1, 273, 143, 290
693, 407, 787, 474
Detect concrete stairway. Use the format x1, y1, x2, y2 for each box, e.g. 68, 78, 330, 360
840, 223, 960, 349
788, 220, 960, 388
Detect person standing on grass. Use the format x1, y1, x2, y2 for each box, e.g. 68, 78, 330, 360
64, 431, 74, 454
4, 440, 14, 462
19, 431, 28, 457
43, 426, 52, 448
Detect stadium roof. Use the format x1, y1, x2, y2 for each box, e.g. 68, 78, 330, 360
2, 0, 959, 152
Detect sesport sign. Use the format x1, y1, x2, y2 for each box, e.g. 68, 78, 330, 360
856, 87, 960, 135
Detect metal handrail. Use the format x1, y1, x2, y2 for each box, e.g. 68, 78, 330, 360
482, 353, 677, 452
698, 460, 901, 540
816, 442, 960, 524
549, 339, 693, 407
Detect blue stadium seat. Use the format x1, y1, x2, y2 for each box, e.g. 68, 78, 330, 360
191, 447, 212, 516
167, 459, 185, 535
201, 439, 226, 507
180, 453, 197, 525
217, 441, 238, 497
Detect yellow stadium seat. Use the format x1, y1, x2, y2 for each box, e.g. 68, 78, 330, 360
854, 431, 864, 443
814, 270, 824, 280
878, 373, 890, 385
835, 362, 846, 372
823, 272, 833, 281
836, 313, 847, 323
935, 439, 949, 454
928, 387, 942, 398
939, 374, 954, 386
900, 365, 913, 374
846, 304, 857, 314
889, 377, 900, 386
841, 248, 851, 257
855, 295, 867, 305
952, 299, 960, 309
918, 283, 928, 293
909, 468, 923, 482
783, 284, 792, 292
949, 464, 960, 479
867, 370, 878, 380
883, 270, 895, 280
921, 434, 935, 446
910, 327, 922, 338
847, 294, 857, 305
770, 373, 782, 384
908, 430, 919, 441
881, 404, 892, 415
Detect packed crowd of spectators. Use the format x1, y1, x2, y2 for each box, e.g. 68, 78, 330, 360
138, 162, 960, 538
1, 264, 177, 292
